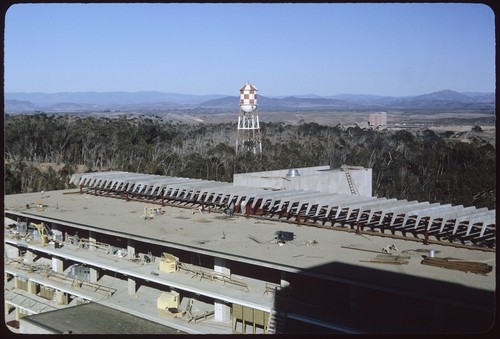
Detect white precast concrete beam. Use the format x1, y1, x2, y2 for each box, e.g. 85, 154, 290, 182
133, 177, 165, 195
197, 183, 233, 202
87, 172, 135, 188
114, 179, 128, 190
285, 192, 326, 213
101, 179, 113, 189
201, 185, 240, 202
149, 178, 179, 196
189, 183, 214, 200
400, 203, 451, 228
254, 190, 304, 209
340, 198, 396, 221
264, 190, 306, 211
165, 181, 199, 198
319, 195, 373, 219
120, 175, 154, 191
373, 200, 421, 225
362, 199, 409, 224
359, 199, 414, 223
251, 190, 288, 206
465, 217, 495, 238
276, 191, 317, 211
209, 185, 258, 204
479, 221, 496, 238
317, 195, 373, 218
81, 176, 92, 186
464, 210, 496, 236
216, 187, 264, 208
107, 176, 129, 190
427, 205, 476, 231
103, 178, 114, 188
77, 172, 99, 186
304, 194, 343, 215
294, 193, 335, 215
251, 192, 278, 209
390, 202, 438, 226
132, 181, 147, 193
98, 177, 114, 188
69, 173, 82, 185
439, 207, 487, 233
238, 190, 270, 212
163, 180, 197, 197
410, 204, 463, 229
177, 180, 215, 198
452, 209, 492, 234
227, 190, 261, 207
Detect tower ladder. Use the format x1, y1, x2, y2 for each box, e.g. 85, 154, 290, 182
341, 165, 359, 195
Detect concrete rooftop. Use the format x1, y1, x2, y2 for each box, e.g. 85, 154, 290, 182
4, 189, 495, 307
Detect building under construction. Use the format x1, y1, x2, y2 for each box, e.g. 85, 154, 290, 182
4, 165, 495, 334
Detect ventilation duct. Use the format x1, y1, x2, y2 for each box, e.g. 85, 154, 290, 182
286, 169, 300, 177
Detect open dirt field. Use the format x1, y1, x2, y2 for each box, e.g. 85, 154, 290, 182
188, 110, 495, 143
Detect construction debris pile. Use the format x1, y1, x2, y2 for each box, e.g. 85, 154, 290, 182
421, 257, 493, 275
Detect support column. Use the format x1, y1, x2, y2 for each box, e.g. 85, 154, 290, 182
51, 257, 63, 274
128, 278, 136, 295
89, 231, 97, 251
90, 268, 99, 283
5, 243, 20, 259
27, 280, 37, 294
55, 290, 68, 305
215, 299, 231, 322
214, 257, 231, 322
127, 239, 136, 259
5, 303, 14, 317
25, 250, 34, 264
214, 257, 231, 275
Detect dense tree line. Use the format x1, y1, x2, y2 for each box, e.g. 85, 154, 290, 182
3, 113, 496, 209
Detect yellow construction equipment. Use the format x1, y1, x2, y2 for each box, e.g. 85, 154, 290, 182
159, 252, 178, 273
30, 222, 51, 246
143, 206, 164, 220
35, 200, 45, 211
157, 291, 180, 311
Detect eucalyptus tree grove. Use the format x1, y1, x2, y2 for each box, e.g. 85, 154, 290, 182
4, 114, 495, 209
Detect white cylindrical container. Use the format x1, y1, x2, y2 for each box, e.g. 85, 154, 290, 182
240, 82, 258, 113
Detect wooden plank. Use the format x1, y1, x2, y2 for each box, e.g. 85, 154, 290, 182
360, 254, 409, 265
421, 257, 493, 275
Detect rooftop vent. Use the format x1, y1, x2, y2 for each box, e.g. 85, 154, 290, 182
286, 169, 300, 177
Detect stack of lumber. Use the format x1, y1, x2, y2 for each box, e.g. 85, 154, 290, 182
360, 254, 410, 265
421, 257, 493, 275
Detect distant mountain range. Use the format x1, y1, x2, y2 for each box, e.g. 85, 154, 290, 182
4, 89, 495, 113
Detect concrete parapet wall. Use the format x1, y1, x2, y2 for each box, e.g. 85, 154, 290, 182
233, 166, 372, 197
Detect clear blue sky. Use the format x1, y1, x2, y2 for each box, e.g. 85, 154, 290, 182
4, 3, 495, 97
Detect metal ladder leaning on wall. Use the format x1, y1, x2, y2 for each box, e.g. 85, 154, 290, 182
341, 165, 359, 195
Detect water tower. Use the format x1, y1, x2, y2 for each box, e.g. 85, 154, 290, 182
236, 81, 262, 154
